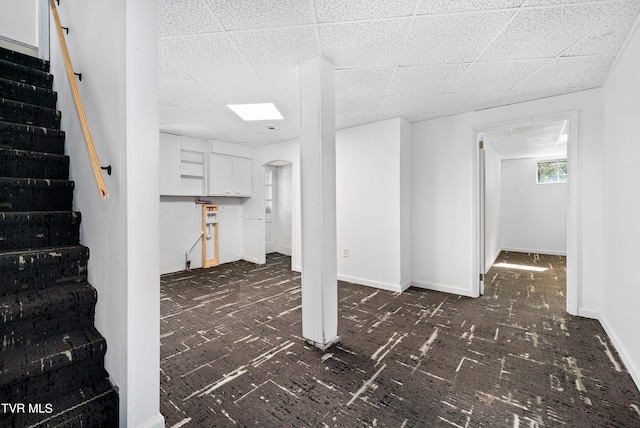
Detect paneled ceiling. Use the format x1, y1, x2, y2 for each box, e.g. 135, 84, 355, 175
483, 119, 568, 159
159, 0, 640, 147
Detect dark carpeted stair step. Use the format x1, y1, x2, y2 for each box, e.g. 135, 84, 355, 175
6, 378, 119, 428
0, 327, 107, 390
0, 177, 73, 212
0, 211, 80, 251
0, 282, 96, 351
0, 120, 65, 155
0, 149, 69, 180
0, 46, 50, 73
0, 77, 57, 109
0, 58, 53, 90
0, 98, 60, 129
0, 353, 108, 408
0, 245, 89, 296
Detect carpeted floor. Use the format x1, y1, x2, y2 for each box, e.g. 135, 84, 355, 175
159, 252, 640, 427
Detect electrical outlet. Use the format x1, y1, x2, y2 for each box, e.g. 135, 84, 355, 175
343, 249, 349, 258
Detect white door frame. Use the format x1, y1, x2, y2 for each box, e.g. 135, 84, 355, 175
474, 110, 579, 315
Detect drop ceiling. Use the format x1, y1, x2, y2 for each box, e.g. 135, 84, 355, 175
159, 0, 640, 147
483, 119, 568, 159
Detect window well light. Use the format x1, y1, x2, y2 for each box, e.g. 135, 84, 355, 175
227, 103, 283, 121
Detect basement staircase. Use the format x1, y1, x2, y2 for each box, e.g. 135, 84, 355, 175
0, 47, 118, 427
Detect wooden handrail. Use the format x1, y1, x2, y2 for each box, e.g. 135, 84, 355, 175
49, 0, 109, 200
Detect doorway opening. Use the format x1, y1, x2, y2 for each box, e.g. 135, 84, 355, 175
477, 112, 577, 315
264, 160, 293, 257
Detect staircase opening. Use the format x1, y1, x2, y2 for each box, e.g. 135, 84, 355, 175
0, 46, 118, 426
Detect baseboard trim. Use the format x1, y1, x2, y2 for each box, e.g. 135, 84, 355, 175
337, 274, 402, 293
134, 414, 165, 428
242, 255, 261, 264
292, 264, 301, 273
576, 307, 599, 319
400, 280, 412, 292
599, 314, 640, 392
501, 247, 567, 256
411, 280, 476, 298
275, 245, 292, 256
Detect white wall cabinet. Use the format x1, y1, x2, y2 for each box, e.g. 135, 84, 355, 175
209, 154, 252, 197
159, 134, 207, 196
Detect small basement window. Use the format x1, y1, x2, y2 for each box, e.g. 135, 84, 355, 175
537, 159, 567, 184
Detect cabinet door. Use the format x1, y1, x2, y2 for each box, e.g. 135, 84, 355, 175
233, 157, 252, 197
209, 154, 234, 196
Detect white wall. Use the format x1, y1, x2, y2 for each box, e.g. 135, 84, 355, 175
336, 118, 411, 291
484, 141, 502, 270
49, 1, 163, 427
0, 0, 37, 47
501, 157, 567, 255
411, 89, 604, 308
244, 119, 412, 292
159, 196, 244, 274
273, 165, 293, 255
601, 22, 640, 390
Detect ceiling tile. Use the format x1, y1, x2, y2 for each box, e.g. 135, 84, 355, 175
159, 123, 221, 141
526, 0, 614, 5
417, 0, 525, 14
260, 73, 300, 106
244, 120, 297, 135
514, 55, 615, 91
434, 91, 511, 115
480, 3, 628, 61
205, 0, 314, 30
485, 120, 568, 159
335, 97, 385, 128
180, 104, 244, 128
218, 133, 275, 144
158, 0, 223, 37
159, 34, 254, 79
230, 27, 319, 74
159, 106, 197, 124
563, 2, 640, 57
489, 87, 575, 107
379, 113, 438, 123
159, 56, 191, 83
336, 97, 385, 116
381, 95, 442, 116
159, 79, 215, 106
335, 69, 394, 98
401, 11, 514, 65
196, 75, 273, 104
318, 20, 410, 68
388, 64, 469, 95
313, 0, 417, 22
449, 59, 549, 92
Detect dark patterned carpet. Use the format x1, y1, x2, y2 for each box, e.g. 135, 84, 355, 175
159, 252, 640, 427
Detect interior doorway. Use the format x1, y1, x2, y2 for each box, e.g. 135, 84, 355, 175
477, 113, 577, 314
264, 161, 293, 256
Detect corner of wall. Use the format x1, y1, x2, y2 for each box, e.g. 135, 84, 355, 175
411, 280, 478, 298
599, 313, 640, 392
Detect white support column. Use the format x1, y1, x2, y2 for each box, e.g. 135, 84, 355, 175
299, 56, 339, 350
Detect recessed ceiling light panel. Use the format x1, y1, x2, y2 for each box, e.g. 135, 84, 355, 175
227, 103, 284, 121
